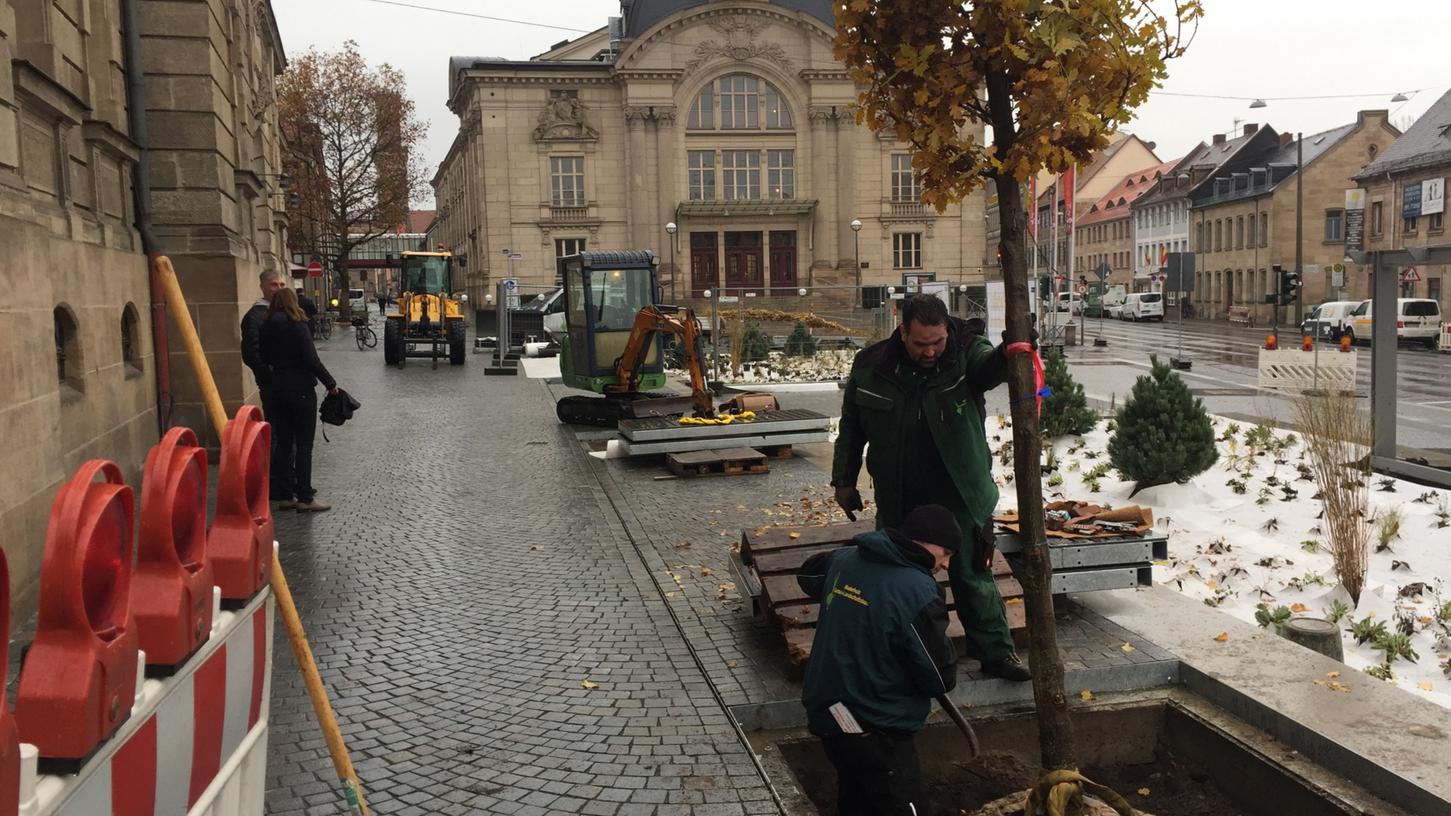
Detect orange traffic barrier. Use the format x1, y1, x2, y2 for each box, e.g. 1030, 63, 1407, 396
1340, 334, 1353, 352
1264, 332, 1278, 351
210, 406, 273, 605
135, 427, 214, 672
1301, 334, 1314, 351
15, 461, 140, 769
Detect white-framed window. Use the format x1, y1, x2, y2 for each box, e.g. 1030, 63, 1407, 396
721, 150, 760, 200
765, 85, 792, 129
688, 74, 794, 132
687, 86, 714, 129
767, 150, 794, 199
688, 150, 715, 200
890, 154, 920, 203
892, 233, 922, 269
1324, 209, 1343, 241
549, 156, 585, 206
718, 74, 759, 129
554, 237, 586, 259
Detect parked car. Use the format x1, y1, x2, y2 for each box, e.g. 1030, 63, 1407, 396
348, 287, 367, 315
1301, 300, 1360, 340
1120, 292, 1164, 321
1047, 292, 1083, 314
1346, 298, 1443, 347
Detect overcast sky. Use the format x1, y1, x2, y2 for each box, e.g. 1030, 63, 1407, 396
273, 0, 1450, 207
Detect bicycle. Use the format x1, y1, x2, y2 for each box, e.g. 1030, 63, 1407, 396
310, 314, 333, 341
353, 315, 378, 350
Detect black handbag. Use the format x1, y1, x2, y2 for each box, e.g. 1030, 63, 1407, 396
319, 388, 361, 437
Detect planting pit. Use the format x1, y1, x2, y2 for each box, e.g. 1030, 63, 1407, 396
752, 690, 1403, 816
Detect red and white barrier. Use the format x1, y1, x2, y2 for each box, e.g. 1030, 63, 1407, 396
21, 580, 273, 816
1439, 322, 1450, 353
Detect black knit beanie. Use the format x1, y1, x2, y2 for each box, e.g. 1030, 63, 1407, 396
900, 504, 962, 552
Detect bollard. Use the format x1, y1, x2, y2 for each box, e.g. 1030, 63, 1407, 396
135, 427, 215, 673
211, 405, 274, 606
15, 461, 140, 772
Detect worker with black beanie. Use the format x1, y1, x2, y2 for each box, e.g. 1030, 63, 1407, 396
796, 503, 962, 816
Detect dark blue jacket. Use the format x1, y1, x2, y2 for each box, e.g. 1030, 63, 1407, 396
799, 529, 957, 736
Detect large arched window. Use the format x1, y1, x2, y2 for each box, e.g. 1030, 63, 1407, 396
687, 74, 794, 131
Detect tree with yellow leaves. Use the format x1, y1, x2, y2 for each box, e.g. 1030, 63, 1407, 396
836, 0, 1202, 788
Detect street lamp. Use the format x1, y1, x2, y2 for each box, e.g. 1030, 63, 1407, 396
703, 288, 719, 383
798, 287, 807, 297
850, 218, 863, 307
665, 221, 678, 303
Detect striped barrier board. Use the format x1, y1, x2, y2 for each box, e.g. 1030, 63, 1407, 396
1257, 346, 1358, 393
22, 584, 273, 815
1439, 323, 1450, 354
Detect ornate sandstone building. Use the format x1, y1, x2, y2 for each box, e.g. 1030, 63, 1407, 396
432, 0, 988, 305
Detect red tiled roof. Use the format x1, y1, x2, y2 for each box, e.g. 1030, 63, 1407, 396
1075, 158, 1180, 227
401, 210, 436, 234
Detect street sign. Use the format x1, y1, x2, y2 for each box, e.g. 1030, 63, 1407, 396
306, 261, 322, 278
718, 295, 740, 304
503, 278, 518, 290
1094, 262, 1110, 281
1076, 283, 1088, 295
1401, 267, 1420, 283
507, 252, 523, 261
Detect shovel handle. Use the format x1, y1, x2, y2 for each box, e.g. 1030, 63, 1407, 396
937, 694, 980, 760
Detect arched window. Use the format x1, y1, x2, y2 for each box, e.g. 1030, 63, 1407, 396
121, 303, 142, 373
687, 74, 794, 131
54, 305, 82, 392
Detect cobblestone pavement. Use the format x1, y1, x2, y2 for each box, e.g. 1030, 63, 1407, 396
265, 336, 779, 815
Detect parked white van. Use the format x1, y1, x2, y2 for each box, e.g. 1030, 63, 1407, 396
1048, 292, 1082, 314
1346, 298, 1443, 347
1120, 292, 1164, 321
1301, 301, 1359, 340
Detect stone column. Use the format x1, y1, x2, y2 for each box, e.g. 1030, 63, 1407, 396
833, 109, 858, 280
654, 106, 679, 294
624, 106, 650, 250
809, 106, 839, 274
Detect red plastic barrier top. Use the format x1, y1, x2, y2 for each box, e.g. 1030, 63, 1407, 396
136, 427, 214, 667
210, 405, 273, 602
16, 461, 140, 762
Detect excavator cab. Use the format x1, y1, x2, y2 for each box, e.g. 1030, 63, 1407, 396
559, 252, 664, 388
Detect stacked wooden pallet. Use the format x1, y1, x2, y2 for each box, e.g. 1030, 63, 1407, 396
736, 520, 1026, 671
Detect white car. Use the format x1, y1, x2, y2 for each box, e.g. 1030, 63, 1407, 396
1301, 301, 1359, 341
1120, 292, 1164, 321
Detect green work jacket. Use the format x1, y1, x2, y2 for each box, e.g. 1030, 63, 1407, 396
832, 319, 1008, 530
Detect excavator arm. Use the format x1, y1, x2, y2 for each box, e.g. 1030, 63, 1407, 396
608, 305, 714, 417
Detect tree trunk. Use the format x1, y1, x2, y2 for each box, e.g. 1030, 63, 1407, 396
987, 73, 1079, 772
333, 250, 353, 321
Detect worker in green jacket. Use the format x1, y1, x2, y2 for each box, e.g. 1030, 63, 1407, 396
832, 293, 1032, 681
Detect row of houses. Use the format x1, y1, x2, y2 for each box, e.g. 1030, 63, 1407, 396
1012, 92, 1451, 323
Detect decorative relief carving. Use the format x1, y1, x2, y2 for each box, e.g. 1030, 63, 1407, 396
684, 17, 793, 74
532, 95, 599, 141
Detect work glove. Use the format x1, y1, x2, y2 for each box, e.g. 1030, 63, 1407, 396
834, 486, 864, 517
972, 524, 997, 575
1001, 327, 1039, 353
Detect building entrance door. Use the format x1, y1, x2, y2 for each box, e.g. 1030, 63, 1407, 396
689, 232, 718, 296
768, 230, 797, 294
724, 231, 764, 294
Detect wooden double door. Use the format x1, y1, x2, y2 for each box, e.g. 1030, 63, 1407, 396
690, 230, 797, 295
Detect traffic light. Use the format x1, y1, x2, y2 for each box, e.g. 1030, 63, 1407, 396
1276, 264, 1301, 302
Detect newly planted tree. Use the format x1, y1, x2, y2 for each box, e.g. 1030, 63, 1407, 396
1040, 350, 1098, 438
836, 0, 1201, 787
1108, 356, 1218, 494
279, 41, 428, 319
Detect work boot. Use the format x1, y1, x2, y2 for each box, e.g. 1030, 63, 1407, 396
980, 653, 1032, 682
295, 499, 332, 513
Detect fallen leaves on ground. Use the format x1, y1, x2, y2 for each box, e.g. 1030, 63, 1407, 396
789, 531, 801, 539
673, 541, 691, 550
700, 567, 712, 577
1420, 682, 1435, 691
1290, 602, 1308, 613
1121, 643, 1135, 653
581, 679, 599, 690
529, 544, 543, 551
1137, 788, 1150, 797
1079, 689, 1095, 701
1214, 632, 1230, 642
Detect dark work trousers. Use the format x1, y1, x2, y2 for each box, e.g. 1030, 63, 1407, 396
820, 731, 929, 816
268, 388, 318, 503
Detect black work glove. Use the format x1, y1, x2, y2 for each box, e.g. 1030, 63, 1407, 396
834, 486, 864, 516
1001, 328, 1039, 350
971, 524, 997, 575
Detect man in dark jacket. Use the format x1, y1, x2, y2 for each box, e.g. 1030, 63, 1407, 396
832, 294, 1032, 682
241, 271, 288, 394
799, 504, 962, 816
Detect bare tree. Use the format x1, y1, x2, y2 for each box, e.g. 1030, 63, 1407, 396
279, 41, 427, 319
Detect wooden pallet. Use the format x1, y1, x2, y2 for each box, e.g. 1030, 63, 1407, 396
740, 519, 1026, 671
666, 447, 770, 478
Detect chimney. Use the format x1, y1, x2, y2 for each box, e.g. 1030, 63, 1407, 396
1212, 133, 1226, 145
1280, 132, 1294, 146
1243, 123, 1259, 136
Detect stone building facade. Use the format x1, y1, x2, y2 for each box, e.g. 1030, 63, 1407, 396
0, 0, 286, 615
432, 0, 987, 307
1189, 111, 1400, 323
1355, 89, 1451, 313
1074, 161, 1173, 291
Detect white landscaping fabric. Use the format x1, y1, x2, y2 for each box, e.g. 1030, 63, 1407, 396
519, 356, 562, 379
986, 414, 1451, 708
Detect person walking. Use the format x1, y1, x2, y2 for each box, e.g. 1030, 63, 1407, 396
261, 287, 338, 512
798, 504, 962, 816
832, 293, 1034, 682
241, 270, 288, 406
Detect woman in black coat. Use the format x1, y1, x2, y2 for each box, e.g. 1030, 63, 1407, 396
260, 287, 339, 512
